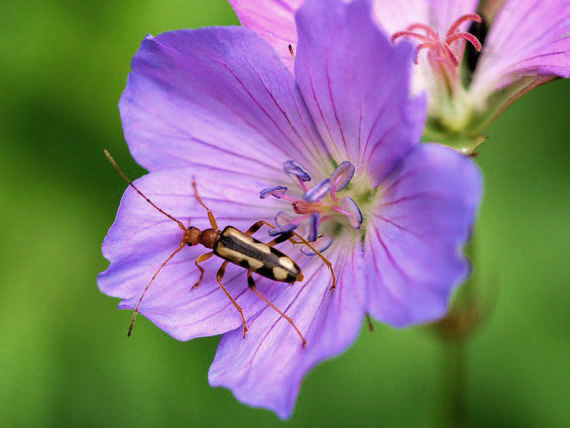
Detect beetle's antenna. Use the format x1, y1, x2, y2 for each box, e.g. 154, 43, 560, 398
104, 150, 186, 231
127, 242, 185, 337
192, 179, 218, 230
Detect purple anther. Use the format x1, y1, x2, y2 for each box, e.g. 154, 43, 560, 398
330, 161, 355, 193
307, 213, 320, 242
301, 235, 333, 256
283, 160, 312, 182
303, 179, 331, 202
275, 210, 293, 227
268, 223, 298, 236
259, 186, 288, 199
341, 196, 363, 229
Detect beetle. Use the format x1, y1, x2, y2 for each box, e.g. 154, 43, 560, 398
104, 150, 335, 346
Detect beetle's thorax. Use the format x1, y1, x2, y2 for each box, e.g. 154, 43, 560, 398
199, 228, 221, 249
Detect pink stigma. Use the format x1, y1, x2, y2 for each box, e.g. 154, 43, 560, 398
391, 13, 482, 66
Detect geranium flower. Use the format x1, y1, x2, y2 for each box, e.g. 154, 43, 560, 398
99, 0, 481, 418
229, 0, 570, 152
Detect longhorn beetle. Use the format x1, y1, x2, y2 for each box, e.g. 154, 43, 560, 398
104, 150, 336, 346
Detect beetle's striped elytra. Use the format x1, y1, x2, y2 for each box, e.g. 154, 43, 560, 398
214, 226, 303, 284
104, 150, 335, 346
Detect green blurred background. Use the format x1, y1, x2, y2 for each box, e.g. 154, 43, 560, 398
1, 0, 569, 426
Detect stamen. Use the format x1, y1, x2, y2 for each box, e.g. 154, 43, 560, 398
341, 196, 363, 229
446, 32, 482, 51
269, 213, 309, 236
261, 160, 364, 245
330, 161, 355, 196
301, 235, 333, 256
406, 23, 437, 38
442, 43, 460, 67
284, 160, 311, 181
447, 13, 482, 37
392, 13, 482, 69
414, 43, 435, 64
304, 179, 331, 202
391, 31, 432, 44
260, 186, 288, 199
332, 206, 350, 216
275, 210, 292, 227
307, 213, 319, 242
267, 223, 298, 236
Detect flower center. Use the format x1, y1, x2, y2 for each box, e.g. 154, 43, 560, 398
259, 160, 363, 255
392, 13, 482, 68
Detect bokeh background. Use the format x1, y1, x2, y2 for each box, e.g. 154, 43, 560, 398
1, 0, 569, 426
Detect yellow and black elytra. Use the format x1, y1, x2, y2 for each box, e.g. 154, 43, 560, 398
215, 226, 302, 284
104, 150, 336, 346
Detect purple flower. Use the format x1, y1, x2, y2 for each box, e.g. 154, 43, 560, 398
99, 0, 481, 418
229, 0, 570, 151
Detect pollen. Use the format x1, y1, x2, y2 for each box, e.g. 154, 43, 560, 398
391, 13, 482, 67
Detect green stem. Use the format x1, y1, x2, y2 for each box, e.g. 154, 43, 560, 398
442, 337, 467, 428
433, 233, 479, 427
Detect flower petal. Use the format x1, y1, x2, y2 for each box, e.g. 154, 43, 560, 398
295, 0, 427, 184
98, 166, 288, 341
228, 0, 303, 72
208, 238, 365, 419
365, 144, 482, 327
472, 0, 570, 97
120, 27, 327, 176
373, 0, 478, 35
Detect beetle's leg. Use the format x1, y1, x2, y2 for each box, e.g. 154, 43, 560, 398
244, 220, 265, 236
192, 252, 214, 288
247, 271, 306, 347
257, 221, 336, 291
216, 261, 248, 337
192, 180, 218, 230
265, 231, 294, 247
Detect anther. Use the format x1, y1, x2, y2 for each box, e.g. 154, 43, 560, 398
268, 223, 298, 236
260, 186, 288, 199
300, 235, 333, 256
341, 196, 363, 229
283, 160, 311, 182
308, 213, 319, 242
304, 179, 331, 202
330, 161, 355, 195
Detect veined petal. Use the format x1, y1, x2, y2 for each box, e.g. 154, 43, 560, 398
373, 1, 479, 45
295, 0, 427, 184
208, 238, 365, 419
228, 0, 303, 72
372, 0, 429, 34
365, 144, 481, 326
98, 167, 286, 341
471, 0, 570, 98
120, 27, 327, 176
